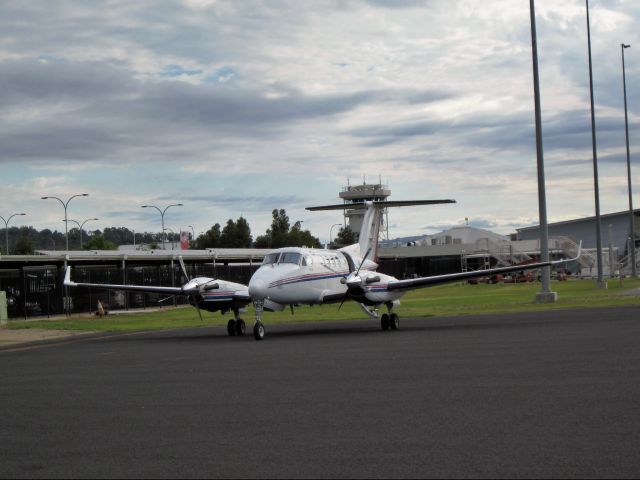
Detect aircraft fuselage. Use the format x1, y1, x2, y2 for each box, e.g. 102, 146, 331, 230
248, 247, 403, 308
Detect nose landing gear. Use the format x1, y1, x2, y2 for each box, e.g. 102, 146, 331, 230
252, 300, 265, 341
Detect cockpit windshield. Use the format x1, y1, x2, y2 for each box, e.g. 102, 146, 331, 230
262, 252, 280, 265
280, 252, 302, 265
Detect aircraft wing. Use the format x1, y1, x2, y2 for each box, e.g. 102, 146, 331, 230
64, 267, 189, 296
386, 246, 582, 292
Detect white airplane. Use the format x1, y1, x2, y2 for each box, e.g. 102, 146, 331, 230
246, 199, 581, 341
64, 257, 252, 336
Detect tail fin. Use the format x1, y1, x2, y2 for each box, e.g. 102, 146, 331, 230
307, 199, 455, 261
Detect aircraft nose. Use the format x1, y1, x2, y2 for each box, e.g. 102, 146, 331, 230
249, 278, 268, 299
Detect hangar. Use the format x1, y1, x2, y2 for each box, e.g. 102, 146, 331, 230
516, 209, 640, 255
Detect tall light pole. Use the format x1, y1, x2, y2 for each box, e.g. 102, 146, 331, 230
188, 225, 195, 242
141, 203, 183, 250
329, 223, 343, 248
0, 213, 26, 255
64, 218, 99, 249
586, 0, 605, 288
41, 194, 89, 251
529, 0, 556, 302
621, 43, 636, 278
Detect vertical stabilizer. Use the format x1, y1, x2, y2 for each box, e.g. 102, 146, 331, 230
358, 202, 383, 262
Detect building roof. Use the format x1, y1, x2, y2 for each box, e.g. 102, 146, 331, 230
517, 209, 640, 232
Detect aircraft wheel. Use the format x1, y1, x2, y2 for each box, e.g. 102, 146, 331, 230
253, 321, 265, 341
390, 313, 399, 330
235, 319, 246, 336
380, 314, 390, 331
227, 319, 237, 336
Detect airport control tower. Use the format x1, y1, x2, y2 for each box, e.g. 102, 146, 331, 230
339, 180, 391, 241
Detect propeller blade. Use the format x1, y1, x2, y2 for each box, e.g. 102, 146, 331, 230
355, 248, 371, 277
178, 256, 190, 282
338, 295, 347, 311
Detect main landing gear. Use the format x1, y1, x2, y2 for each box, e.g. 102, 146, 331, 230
380, 312, 399, 331
226, 309, 247, 337
359, 302, 400, 332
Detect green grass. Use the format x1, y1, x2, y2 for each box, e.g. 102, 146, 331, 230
7, 278, 640, 333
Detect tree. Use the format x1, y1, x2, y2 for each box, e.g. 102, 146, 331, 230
196, 223, 222, 249
83, 235, 117, 250
234, 216, 252, 248
219, 216, 252, 248
13, 236, 34, 255
254, 210, 320, 248
334, 226, 356, 246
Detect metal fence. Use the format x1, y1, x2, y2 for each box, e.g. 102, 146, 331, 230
1, 262, 259, 319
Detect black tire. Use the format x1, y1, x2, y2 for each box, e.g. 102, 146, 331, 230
227, 319, 236, 336
381, 313, 390, 331
235, 319, 246, 336
390, 313, 399, 330
253, 321, 265, 341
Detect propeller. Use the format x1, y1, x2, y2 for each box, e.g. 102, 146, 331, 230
178, 255, 206, 321
338, 248, 371, 310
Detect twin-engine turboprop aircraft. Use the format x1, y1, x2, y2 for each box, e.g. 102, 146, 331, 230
246, 199, 581, 341
65, 199, 580, 342
64, 257, 252, 335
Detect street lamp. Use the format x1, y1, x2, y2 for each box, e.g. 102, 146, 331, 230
41, 194, 89, 251
621, 43, 636, 278
529, 0, 556, 303
585, 0, 605, 288
188, 225, 195, 241
329, 223, 343, 248
63, 218, 99, 249
0, 213, 26, 255
141, 203, 183, 250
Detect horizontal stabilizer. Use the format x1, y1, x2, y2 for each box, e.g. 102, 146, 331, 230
306, 199, 456, 211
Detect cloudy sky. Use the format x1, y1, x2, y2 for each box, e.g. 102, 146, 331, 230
1, 0, 638, 243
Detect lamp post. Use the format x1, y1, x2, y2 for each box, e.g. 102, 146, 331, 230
529, 0, 556, 302
585, 0, 605, 288
188, 225, 195, 242
621, 43, 636, 278
329, 223, 343, 249
41, 194, 89, 251
141, 204, 183, 250
63, 218, 99, 249
0, 213, 26, 255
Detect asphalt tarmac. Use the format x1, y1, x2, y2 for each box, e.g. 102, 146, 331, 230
1, 306, 639, 478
